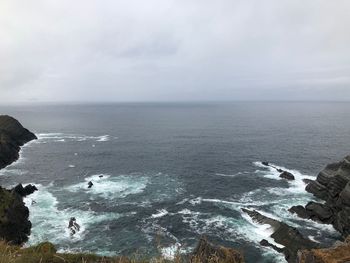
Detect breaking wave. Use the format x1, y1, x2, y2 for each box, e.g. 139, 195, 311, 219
36, 133, 113, 143
66, 174, 148, 200
24, 185, 125, 246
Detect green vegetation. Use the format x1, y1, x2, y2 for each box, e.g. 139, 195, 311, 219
0, 241, 245, 263
0, 241, 183, 263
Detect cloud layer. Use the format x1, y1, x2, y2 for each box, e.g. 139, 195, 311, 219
1, 0, 350, 102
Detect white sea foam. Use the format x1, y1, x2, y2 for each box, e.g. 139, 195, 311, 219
67, 174, 148, 200
36, 133, 113, 144
160, 243, 189, 260
24, 185, 123, 246
96, 135, 109, 142
189, 197, 202, 205
151, 209, 169, 218
68, 165, 75, 168
215, 172, 248, 177
253, 161, 315, 194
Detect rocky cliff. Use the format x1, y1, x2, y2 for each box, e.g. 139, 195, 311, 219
290, 155, 350, 238
0, 115, 37, 169
0, 115, 37, 244
242, 209, 319, 263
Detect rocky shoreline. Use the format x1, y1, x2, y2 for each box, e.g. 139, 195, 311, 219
0, 115, 349, 262
0, 115, 38, 244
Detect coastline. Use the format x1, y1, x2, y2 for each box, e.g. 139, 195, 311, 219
0, 115, 349, 262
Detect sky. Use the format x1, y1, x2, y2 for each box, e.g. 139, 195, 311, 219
1, 0, 350, 103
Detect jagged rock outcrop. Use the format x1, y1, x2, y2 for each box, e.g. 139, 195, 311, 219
242, 208, 319, 263
191, 237, 245, 263
0, 116, 37, 244
0, 185, 34, 244
260, 162, 293, 179
0, 115, 37, 169
12, 184, 38, 197
297, 236, 350, 263
290, 155, 350, 237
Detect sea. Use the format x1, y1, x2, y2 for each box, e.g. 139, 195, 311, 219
0, 102, 349, 262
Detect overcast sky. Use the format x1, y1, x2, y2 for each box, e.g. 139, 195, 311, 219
1, 0, 350, 103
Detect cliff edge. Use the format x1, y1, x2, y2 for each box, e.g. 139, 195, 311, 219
0, 115, 37, 244
0, 115, 37, 169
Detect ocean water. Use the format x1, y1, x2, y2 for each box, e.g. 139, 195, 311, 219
0, 102, 350, 262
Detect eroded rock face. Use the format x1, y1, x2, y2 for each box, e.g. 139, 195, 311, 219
0, 116, 37, 244
0, 115, 37, 169
242, 209, 318, 263
292, 155, 350, 237
191, 237, 245, 263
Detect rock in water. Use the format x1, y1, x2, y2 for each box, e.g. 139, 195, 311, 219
242, 208, 318, 263
191, 237, 245, 263
296, 155, 350, 237
88, 181, 93, 188
279, 171, 295, 180
0, 115, 37, 169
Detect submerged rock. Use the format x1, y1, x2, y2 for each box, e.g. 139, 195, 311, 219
191, 237, 245, 263
242, 208, 318, 263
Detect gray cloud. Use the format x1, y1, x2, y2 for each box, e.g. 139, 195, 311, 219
1, 0, 350, 103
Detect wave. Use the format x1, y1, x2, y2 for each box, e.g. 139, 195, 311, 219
253, 161, 315, 194
151, 209, 169, 219
24, 185, 124, 246
176, 208, 286, 262
36, 133, 113, 143
66, 174, 148, 200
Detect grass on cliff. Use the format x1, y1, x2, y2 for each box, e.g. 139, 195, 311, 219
0, 241, 244, 263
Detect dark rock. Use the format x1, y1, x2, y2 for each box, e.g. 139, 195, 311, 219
305, 202, 333, 223
280, 171, 295, 180
262, 161, 269, 166
88, 181, 93, 188
12, 184, 38, 197
299, 155, 350, 238
277, 169, 284, 173
0, 116, 36, 244
302, 179, 314, 185
306, 180, 329, 200
0, 186, 32, 244
0, 115, 37, 169
289, 205, 311, 219
191, 237, 245, 263
242, 208, 318, 263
